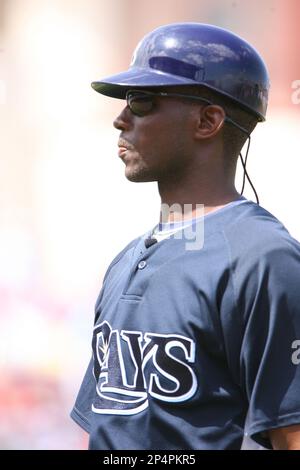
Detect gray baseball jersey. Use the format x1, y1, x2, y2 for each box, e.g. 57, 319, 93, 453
71, 198, 300, 449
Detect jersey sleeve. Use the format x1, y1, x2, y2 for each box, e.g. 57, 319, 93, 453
229, 228, 300, 448
70, 357, 94, 433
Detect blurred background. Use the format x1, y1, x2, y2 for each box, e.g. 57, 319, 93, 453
0, 0, 299, 450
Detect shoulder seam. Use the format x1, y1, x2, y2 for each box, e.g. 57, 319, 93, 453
221, 229, 240, 323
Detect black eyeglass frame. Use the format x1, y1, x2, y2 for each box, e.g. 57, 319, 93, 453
125, 89, 213, 116
125, 89, 248, 134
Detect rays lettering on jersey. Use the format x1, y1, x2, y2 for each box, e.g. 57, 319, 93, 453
91, 320, 197, 415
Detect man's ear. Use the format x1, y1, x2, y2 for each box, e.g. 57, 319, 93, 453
194, 105, 226, 139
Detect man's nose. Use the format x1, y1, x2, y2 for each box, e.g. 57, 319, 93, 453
113, 105, 132, 131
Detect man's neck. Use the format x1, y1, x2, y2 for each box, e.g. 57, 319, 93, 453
158, 190, 241, 223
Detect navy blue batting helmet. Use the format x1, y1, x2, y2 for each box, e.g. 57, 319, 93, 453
91, 23, 270, 121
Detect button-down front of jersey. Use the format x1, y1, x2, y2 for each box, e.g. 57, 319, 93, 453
138, 260, 147, 269
118, 237, 181, 298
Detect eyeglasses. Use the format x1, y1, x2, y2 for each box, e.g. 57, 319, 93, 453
125, 89, 213, 117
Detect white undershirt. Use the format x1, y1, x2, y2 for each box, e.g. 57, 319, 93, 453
145, 197, 248, 243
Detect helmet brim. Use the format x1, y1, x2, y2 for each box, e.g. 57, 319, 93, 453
91, 66, 266, 121
91, 67, 197, 99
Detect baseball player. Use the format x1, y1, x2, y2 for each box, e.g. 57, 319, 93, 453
71, 23, 300, 450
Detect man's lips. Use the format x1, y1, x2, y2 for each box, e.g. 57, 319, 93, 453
118, 139, 134, 158
118, 138, 134, 150
118, 147, 128, 158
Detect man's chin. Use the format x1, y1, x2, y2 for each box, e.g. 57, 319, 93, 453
125, 170, 157, 183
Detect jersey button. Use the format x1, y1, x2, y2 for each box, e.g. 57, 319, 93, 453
138, 260, 147, 269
